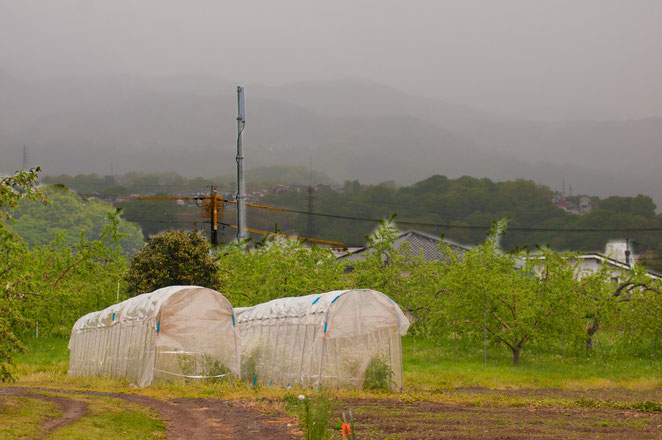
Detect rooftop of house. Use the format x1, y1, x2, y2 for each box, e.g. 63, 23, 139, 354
338, 230, 470, 262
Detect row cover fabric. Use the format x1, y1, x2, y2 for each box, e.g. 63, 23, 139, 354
68, 286, 240, 387
235, 289, 410, 390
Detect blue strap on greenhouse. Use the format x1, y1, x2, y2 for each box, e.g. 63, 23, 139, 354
156, 321, 160, 333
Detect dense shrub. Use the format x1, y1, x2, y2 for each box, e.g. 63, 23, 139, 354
124, 230, 221, 296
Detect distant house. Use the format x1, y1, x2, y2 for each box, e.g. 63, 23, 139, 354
314, 183, 332, 192
578, 195, 593, 214
569, 253, 661, 283
553, 194, 593, 215
271, 184, 292, 195
337, 230, 470, 267
532, 240, 662, 282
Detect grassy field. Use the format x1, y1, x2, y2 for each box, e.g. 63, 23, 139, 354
0, 389, 165, 440
0, 395, 59, 439
4, 335, 661, 439
10, 335, 662, 396
403, 335, 662, 391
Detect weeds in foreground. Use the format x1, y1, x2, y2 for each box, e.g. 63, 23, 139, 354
362, 355, 395, 391
287, 393, 335, 440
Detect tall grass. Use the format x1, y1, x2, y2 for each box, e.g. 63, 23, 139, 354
10, 335, 662, 395
403, 335, 662, 390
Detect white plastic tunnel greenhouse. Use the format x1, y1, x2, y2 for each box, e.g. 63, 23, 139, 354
68, 286, 240, 387
235, 289, 410, 390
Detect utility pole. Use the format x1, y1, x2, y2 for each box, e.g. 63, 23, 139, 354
236, 86, 247, 241
210, 186, 219, 245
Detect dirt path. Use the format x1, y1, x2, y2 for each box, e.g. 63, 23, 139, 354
0, 387, 89, 438
6, 386, 659, 439
1, 387, 300, 440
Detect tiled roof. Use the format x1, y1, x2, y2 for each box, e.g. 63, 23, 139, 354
340, 230, 469, 262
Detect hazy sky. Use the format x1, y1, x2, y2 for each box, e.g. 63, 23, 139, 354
2, 0, 661, 121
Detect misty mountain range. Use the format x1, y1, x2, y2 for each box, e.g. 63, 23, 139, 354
1, 71, 661, 208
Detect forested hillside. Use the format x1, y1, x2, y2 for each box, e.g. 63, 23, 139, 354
41, 171, 662, 269
10, 186, 144, 255
259, 175, 662, 256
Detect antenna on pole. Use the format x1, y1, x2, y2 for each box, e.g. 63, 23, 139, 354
22, 145, 28, 170
236, 86, 247, 241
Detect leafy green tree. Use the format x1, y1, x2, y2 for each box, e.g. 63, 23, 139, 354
428, 222, 582, 364
11, 185, 143, 255
601, 265, 662, 357
124, 230, 221, 296
0, 168, 44, 381
11, 211, 129, 338
348, 217, 414, 306
217, 236, 345, 307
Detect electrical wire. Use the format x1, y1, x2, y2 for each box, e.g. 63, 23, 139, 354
234, 201, 662, 233
72, 192, 662, 234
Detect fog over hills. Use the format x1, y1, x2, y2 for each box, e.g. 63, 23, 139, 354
1, 73, 661, 207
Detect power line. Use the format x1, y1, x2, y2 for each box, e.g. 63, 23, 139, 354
239, 203, 662, 233
73, 192, 662, 234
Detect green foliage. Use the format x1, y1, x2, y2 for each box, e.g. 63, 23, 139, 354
362, 355, 395, 391
240, 347, 262, 384
258, 175, 662, 266
401, 334, 662, 392
8, 210, 129, 338
42, 172, 662, 270
175, 353, 231, 384
0, 395, 61, 438
199, 354, 233, 384
10, 185, 144, 255
608, 265, 662, 354
423, 222, 587, 364
124, 230, 221, 296
290, 393, 335, 440
0, 168, 44, 381
1, 168, 132, 381
215, 216, 661, 367
348, 217, 409, 297
218, 236, 346, 307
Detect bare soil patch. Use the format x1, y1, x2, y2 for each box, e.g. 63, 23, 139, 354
340, 397, 662, 439
4, 386, 660, 439
453, 386, 662, 403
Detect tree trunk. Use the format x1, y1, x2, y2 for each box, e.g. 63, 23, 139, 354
512, 346, 521, 365
586, 320, 599, 351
